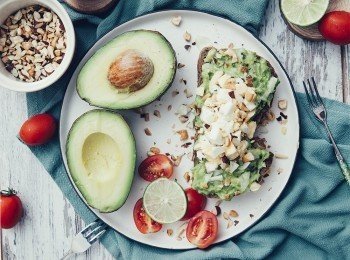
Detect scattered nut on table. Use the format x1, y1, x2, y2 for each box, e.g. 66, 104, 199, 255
0, 5, 67, 83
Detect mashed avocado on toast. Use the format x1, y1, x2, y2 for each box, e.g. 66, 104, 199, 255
191, 46, 278, 200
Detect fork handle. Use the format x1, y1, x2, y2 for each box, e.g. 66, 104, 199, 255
324, 122, 350, 185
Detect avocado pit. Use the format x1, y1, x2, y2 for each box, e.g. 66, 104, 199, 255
107, 49, 154, 93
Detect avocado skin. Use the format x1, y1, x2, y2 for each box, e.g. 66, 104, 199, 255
66, 109, 136, 213
77, 30, 177, 110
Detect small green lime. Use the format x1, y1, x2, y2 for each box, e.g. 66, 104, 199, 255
143, 178, 187, 224
281, 0, 329, 27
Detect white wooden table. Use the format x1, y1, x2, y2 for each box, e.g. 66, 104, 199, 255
1, 0, 349, 259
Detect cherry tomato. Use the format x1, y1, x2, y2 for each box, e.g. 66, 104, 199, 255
19, 113, 57, 146
181, 188, 207, 220
0, 189, 23, 229
186, 210, 218, 249
318, 11, 350, 45
138, 154, 173, 182
133, 198, 162, 234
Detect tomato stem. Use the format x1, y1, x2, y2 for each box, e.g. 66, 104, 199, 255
0, 188, 17, 196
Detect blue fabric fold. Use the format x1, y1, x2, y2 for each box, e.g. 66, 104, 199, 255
25, 1, 350, 259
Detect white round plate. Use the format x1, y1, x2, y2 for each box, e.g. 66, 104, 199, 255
60, 10, 299, 249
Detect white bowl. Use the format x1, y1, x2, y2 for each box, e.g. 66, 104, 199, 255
0, 0, 75, 92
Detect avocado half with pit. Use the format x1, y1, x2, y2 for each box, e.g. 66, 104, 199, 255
77, 30, 177, 109
66, 109, 136, 213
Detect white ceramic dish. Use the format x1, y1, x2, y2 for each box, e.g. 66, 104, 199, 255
59, 10, 300, 249
0, 0, 75, 92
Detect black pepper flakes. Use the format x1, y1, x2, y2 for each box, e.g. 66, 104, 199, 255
184, 44, 191, 51
280, 112, 288, 119
177, 63, 185, 69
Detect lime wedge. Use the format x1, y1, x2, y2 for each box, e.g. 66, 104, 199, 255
143, 178, 187, 224
281, 0, 329, 26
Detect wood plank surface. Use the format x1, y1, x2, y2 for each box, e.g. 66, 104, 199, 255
1, 0, 348, 259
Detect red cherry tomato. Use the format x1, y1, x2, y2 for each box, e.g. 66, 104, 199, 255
133, 198, 162, 234
181, 188, 207, 220
138, 154, 173, 182
186, 210, 218, 249
318, 11, 350, 45
19, 113, 57, 146
0, 189, 23, 229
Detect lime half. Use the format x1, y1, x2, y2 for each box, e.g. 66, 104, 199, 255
143, 178, 187, 224
281, 0, 329, 26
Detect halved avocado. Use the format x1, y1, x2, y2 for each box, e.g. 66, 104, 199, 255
66, 109, 136, 212
77, 30, 177, 109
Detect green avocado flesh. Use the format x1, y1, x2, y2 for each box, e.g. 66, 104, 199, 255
77, 30, 176, 109
66, 110, 136, 212
191, 47, 278, 200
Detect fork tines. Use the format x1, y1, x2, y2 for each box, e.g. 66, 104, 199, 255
303, 77, 325, 109
81, 219, 107, 244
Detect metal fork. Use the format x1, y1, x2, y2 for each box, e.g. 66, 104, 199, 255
60, 219, 108, 260
303, 77, 350, 185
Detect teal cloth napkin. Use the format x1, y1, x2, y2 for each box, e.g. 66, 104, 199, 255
25, 0, 350, 259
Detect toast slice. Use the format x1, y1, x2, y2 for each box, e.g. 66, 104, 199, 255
191, 46, 278, 200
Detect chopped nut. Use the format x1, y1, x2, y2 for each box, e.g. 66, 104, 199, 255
167, 229, 173, 236
166, 138, 171, 144
227, 220, 234, 229
183, 31, 191, 42
242, 152, 254, 163
176, 228, 185, 240
153, 110, 161, 118
147, 151, 155, 157
183, 172, 191, 182
172, 90, 179, 97
177, 130, 189, 141
266, 110, 275, 121
278, 99, 288, 110
180, 78, 187, 85
150, 147, 160, 154
281, 126, 287, 135
277, 168, 284, 174
0, 5, 66, 82
179, 115, 189, 123
249, 214, 254, 218
229, 210, 239, 218
184, 89, 193, 98
171, 155, 183, 166
223, 212, 230, 220
275, 153, 288, 159
144, 128, 152, 136
167, 105, 172, 111
171, 16, 182, 26
140, 113, 149, 122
